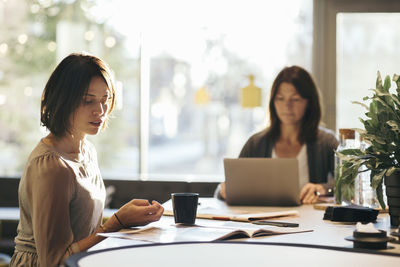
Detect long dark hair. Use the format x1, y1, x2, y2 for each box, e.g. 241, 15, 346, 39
41, 53, 116, 137
268, 65, 321, 143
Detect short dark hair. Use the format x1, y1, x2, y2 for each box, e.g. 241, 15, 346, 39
268, 65, 321, 143
41, 53, 116, 137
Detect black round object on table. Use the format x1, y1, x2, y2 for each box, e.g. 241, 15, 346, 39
345, 230, 395, 249
390, 228, 400, 244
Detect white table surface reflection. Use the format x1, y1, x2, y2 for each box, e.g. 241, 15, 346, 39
69, 241, 400, 267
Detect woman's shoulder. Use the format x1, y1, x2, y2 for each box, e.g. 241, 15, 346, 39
22, 141, 76, 203
246, 128, 271, 144
27, 140, 58, 161
317, 126, 337, 138
26, 141, 73, 178
239, 128, 272, 157
316, 126, 339, 147
243, 129, 270, 154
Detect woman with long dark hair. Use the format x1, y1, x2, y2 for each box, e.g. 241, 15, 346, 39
217, 65, 338, 204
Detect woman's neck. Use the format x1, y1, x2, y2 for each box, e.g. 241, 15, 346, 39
278, 124, 301, 145
45, 133, 86, 154
274, 124, 302, 158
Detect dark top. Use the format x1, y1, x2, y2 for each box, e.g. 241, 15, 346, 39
215, 126, 339, 199
239, 126, 339, 184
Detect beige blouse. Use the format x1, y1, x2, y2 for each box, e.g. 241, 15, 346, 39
11, 139, 106, 267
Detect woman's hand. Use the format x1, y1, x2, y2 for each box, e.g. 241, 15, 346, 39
82, 200, 163, 252
115, 199, 164, 227
300, 183, 325, 204
219, 182, 226, 199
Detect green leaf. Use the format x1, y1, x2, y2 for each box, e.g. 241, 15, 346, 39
383, 75, 391, 91
373, 88, 390, 96
362, 133, 386, 145
376, 71, 383, 89
390, 94, 400, 107
374, 97, 394, 114
376, 183, 385, 210
393, 73, 400, 82
337, 148, 363, 156
335, 165, 343, 203
355, 128, 366, 135
386, 166, 399, 176
369, 100, 378, 117
352, 101, 369, 109
371, 169, 386, 189
393, 73, 400, 88
387, 120, 400, 132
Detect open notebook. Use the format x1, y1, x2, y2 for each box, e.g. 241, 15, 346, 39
97, 224, 312, 242
98, 198, 308, 242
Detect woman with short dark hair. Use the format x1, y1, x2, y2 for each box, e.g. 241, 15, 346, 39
40, 53, 116, 136
11, 53, 164, 267
217, 65, 338, 204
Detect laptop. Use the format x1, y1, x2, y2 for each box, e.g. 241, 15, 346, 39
224, 158, 300, 206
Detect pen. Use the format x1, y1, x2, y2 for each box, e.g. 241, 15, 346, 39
211, 216, 231, 221
251, 220, 299, 227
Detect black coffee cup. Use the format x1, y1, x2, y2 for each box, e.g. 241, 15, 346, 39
171, 193, 199, 224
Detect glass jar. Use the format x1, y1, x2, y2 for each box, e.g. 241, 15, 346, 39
335, 128, 357, 205
354, 137, 380, 208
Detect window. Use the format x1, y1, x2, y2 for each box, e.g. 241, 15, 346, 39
313, 0, 400, 132
337, 13, 400, 129
0, 0, 313, 181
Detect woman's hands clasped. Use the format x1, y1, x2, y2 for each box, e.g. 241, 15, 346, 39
116, 199, 164, 227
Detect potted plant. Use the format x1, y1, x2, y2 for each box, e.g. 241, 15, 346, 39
335, 71, 400, 227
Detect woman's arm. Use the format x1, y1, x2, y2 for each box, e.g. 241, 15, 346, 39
30, 156, 77, 267
73, 200, 164, 254
214, 183, 226, 200
30, 155, 164, 266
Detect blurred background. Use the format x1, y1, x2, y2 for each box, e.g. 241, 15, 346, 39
0, 0, 399, 182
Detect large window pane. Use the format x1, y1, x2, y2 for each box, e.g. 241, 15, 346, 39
0, 0, 312, 181
145, 0, 313, 180
337, 13, 400, 130
0, 0, 140, 179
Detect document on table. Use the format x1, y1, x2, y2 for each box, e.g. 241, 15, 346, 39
97, 223, 312, 242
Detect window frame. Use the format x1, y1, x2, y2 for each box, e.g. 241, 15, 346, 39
313, 0, 400, 131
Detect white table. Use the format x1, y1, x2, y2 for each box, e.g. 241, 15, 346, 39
68, 241, 400, 267
90, 198, 400, 253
